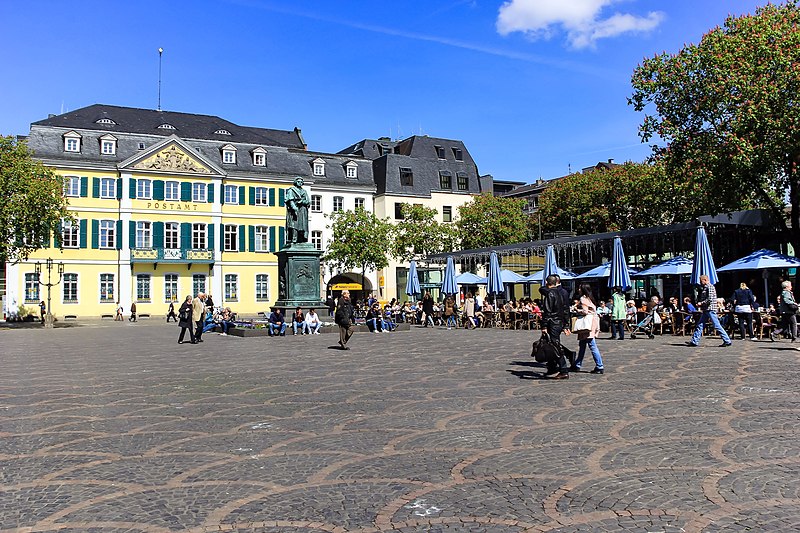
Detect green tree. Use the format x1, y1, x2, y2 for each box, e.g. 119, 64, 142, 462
391, 203, 458, 261
456, 193, 528, 249
0, 136, 70, 262
323, 208, 393, 290
629, 2, 795, 247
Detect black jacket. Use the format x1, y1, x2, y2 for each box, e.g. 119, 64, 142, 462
540, 285, 570, 325
335, 297, 355, 327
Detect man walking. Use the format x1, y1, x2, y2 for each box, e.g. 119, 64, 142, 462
772, 280, 798, 341
335, 290, 355, 350
128, 302, 137, 322
539, 274, 571, 379
687, 275, 732, 347
192, 293, 206, 343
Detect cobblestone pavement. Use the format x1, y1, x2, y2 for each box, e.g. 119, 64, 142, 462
2, 322, 799, 532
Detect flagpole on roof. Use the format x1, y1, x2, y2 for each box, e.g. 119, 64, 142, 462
157, 47, 164, 112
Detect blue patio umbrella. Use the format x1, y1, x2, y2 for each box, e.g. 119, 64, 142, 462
522, 267, 578, 284
441, 256, 458, 295
405, 260, 421, 298
634, 255, 693, 301
486, 251, 505, 296
576, 262, 639, 279
498, 269, 526, 284
691, 226, 718, 285
541, 244, 558, 286
608, 237, 632, 291
718, 249, 800, 305
455, 272, 486, 285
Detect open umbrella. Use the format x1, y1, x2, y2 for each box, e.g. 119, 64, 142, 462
486, 251, 505, 296
540, 244, 558, 286
455, 272, 485, 285
576, 262, 639, 279
498, 269, 526, 284
634, 255, 693, 302
608, 236, 632, 291
691, 226, 718, 285
405, 260, 421, 298
718, 249, 800, 305
441, 256, 458, 295
522, 267, 578, 284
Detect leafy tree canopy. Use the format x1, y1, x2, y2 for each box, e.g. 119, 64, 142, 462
629, 1, 796, 247
0, 136, 70, 262
456, 193, 528, 250
391, 203, 458, 262
323, 208, 393, 277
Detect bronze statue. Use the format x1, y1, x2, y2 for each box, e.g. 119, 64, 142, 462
284, 177, 310, 244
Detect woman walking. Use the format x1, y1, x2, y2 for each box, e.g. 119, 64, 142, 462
572, 284, 605, 374
732, 282, 757, 340
177, 295, 196, 344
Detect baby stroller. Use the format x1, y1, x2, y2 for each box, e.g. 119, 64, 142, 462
630, 309, 661, 339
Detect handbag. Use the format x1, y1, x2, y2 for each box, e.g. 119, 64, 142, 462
573, 315, 592, 332
531, 331, 557, 363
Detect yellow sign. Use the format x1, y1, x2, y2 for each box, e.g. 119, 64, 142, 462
331, 283, 362, 290
379, 276, 385, 286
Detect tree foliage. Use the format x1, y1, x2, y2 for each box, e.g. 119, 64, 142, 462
0, 136, 70, 262
323, 208, 393, 279
629, 1, 797, 247
391, 203, 458, 262
456, 193, 528, 249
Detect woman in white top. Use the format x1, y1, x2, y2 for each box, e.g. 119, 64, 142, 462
304, 308, 321, 334
573, 284, 605, 374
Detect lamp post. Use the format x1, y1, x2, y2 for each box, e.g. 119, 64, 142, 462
35, 258, 64, 328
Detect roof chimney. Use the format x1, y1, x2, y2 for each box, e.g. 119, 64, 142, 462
608, 158, 614, 164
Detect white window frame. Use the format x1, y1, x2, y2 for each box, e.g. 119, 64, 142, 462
224, 185, 238, 204
164, 273, 179, 302
136, 274, 151, 302
192, 182, 206, 203
63, 273, 79, 303
164, 222, 179, 249
100, 177, 116, 198
137, 178, 152, 200
252, 148, 266, 167
192, 274, 206, 296
25, 273, 40, 303
100, 135, 117, 155
99, 220, 115, 249
311, 230, 322, 251
99, 273, 115, 303
255, 274, 270, 301
136, 221, 152, 249
312, 158, 325, 176
222, 145, 236, 164
62, 219, 79, 248
64, 131, 81, 153
345, 162, 358, 178
224, 274, 238, 302
224, 224, 238, 251
64, 176, 80, 197
355, 197, 365, 210
310, 194, 322, 212
165, 181, 180, 201
332, 196, 343, 212
254, 187, 268, 206
254, 226, 269, 252
192, 223, 206, 250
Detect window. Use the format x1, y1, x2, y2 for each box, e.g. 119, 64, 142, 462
254, 187, 268, 205
457, 172, 469, 191
394, 203, 405, 220
192, 182, 206, 202
164, 274, 178, 302
313, 159, 325, 176
25, 273, 40, 303
99, 273, 115, 302
224, 185, 239, 204
193, 274, 206, 296
399, 167, 414, 186
100, 177, 116, 198
138, 142, 146, 150
99, 220, 115, 248
253, 149, 266, 166
311, 194, 322, 212
439, 172, 452, 189
225, 274, 238, 301
64, 176, 80, 197
255, 274, 269, 301
435, 145, 445, 159
62, 219, 79, 248
164, 222, 179, 249
161, 181, 178, 201
224, 224, 238, 251
442, 206, 453, 223
214, 129, 231, 135
311, 230, 322, 251
222, 146, 236, 164
333, 196, 343, 212
158, 123, 176, 130
135, 221, 152, 249
63, 274, 78, 303
64, 132, 81, 152
345, 162, 358, 178
137, 179, 152, 199
355, 197, 365, 210
100, 136, 116, 155
96, 118, 116, 125
452, 147, 463, 161
137, 274, 151, 301
254, 226, 269, 252
192, 223, 206, 249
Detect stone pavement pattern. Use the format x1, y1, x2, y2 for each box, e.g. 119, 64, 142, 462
1, 323, 799, 532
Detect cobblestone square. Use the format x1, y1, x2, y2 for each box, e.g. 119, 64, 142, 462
1, 323, 799, 532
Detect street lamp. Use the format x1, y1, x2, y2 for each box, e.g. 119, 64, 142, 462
35, 258, 64, 328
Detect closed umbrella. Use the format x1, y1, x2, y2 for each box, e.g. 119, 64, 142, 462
441, 256, 458, 295
405, 260, 421, 298
541, 244, 558, 286
608, 237, 632, 291
486, 251, 504, 296
691, 226, 718, 285
718, 249, 800, 305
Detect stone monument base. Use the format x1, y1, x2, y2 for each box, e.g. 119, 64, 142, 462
273, 243, 327, 310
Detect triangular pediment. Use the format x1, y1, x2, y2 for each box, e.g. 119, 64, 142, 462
119, 135, 225, 177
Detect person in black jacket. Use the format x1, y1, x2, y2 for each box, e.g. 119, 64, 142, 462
177, 295, 196, 344
421, 292, 435, 327
732, 282, 757, 340
335, 290, 355, 349
539, 274, 572, 379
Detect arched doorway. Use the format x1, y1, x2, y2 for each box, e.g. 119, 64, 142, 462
327, 273, 373, 305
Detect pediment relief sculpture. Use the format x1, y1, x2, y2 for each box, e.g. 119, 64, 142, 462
134, 145, 210, 173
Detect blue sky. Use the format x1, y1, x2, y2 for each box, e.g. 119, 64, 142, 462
1, 0, 768, 183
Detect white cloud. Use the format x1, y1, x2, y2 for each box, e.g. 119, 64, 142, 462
496, 0, 664, 49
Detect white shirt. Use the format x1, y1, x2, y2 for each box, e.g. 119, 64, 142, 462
305, 312, 320, 325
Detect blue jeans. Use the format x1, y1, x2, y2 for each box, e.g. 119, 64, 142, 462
446, 315, 458, 328
691, 311, 731, 345
293, 320, 307, 334
269, 323, 286, 336
368, 318, 383, 332
576, 338, 604, 369
306, 322, 320, 334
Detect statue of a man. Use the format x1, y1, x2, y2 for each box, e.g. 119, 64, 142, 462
284, 177, 310, 244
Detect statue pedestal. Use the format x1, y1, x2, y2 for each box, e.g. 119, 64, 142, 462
273, 243, 327, 309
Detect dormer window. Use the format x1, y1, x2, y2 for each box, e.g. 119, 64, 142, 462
312, 157, 325, 177
221, 144, 236, 164
345, 161, 358, 179
99, 134, 117, 155
452, 147, 463, 161
63, 131, 81, 153
95, 118, 116, 125
214, 129, 231, 135
158, 123, 176, 130
435, 145, 445, 159
252, 147, 267, 167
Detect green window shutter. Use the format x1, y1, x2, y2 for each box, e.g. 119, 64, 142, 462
181, 222, 191, 249
248, 225, 255, 252
92, 177, 100, 198
129, 178, 137, 199
153, 222, 164, 248
248, 186, 255, 205
207, 224, 215, 250
54, 221, 62, 248
129, 221, 136, 248
220, 184, 225, 205
91, 219, 99, 249
180, 182, 192, 202
207, 183, 214, 203
238, 225, 245, 252
80, 177, 89, 198
278, 188, 285, 207
278, 227, 285, 249
238, 186, 245, 205
116, 220, 122, 249
116, 178, 122, 199
153, 180, 165, 201
79, 219, 88, 248
219, 224, 225, 251
269, 226, 276, 252
268, 188, 276, 207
